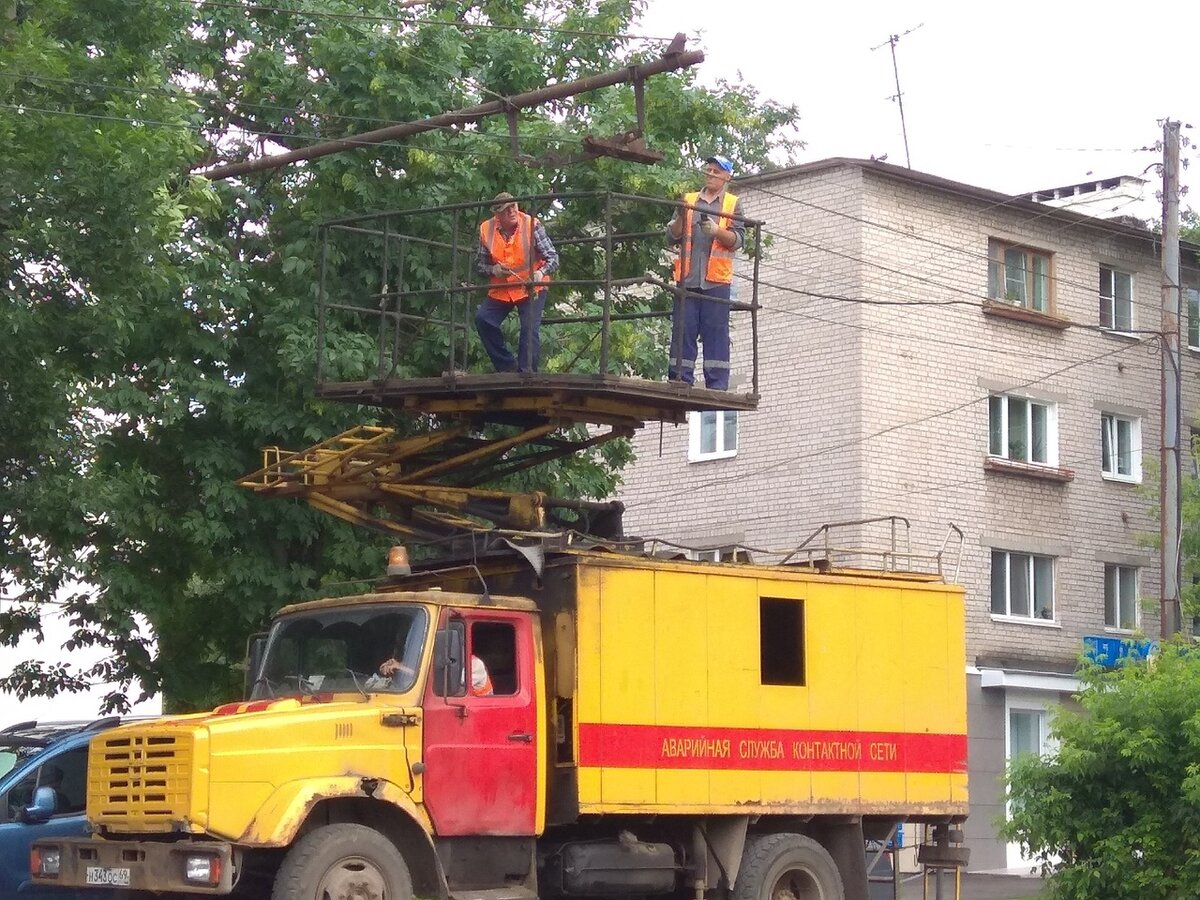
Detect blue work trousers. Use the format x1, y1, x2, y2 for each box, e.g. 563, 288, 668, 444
669, 283, 731, 390
475, 290, 546, 373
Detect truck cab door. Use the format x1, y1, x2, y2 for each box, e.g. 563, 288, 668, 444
422, 609, 541, 836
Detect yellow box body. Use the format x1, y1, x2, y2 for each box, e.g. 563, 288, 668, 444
564, 555, 967, 819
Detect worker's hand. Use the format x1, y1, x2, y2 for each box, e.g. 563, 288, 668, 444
533, 270, 546, 284
699, 217, 719, 238
491, 263, 514, 277
379, 658, 403, 677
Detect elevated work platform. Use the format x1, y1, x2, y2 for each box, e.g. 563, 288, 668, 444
314, 371, 757, 428
244, 193, 767, 545
314, 191, 763, 428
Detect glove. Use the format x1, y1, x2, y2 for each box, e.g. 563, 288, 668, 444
490, 262, 512, 277
700, 217, 719, 238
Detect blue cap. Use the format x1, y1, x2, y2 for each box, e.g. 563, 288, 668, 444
704, 154, 734, 174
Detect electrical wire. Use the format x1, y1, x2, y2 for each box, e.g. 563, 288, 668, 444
681, 411, 1191, 541
751, 180, 1190, 321
753, 181, 1173, 309
620, 335, 1157, 511
0, 101, 585, 165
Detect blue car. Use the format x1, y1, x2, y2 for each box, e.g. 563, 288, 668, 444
0, 717, 131, 898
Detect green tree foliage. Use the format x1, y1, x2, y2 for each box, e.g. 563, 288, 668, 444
1, 0, 801, 711
1004, 644, 1200, 899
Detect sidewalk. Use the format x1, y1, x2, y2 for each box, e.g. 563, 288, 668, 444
882, 871, 1045, 899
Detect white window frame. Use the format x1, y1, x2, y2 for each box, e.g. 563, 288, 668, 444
988, 239, 1053, 312
988, 394, 1058, 466
690, 546, 739, 562
1099, 265, 1134, 332
1187, 287, 1200, 351
688, 410, 738, 462
1104, 564, 1139, 632
1004, 692, 1060, 870
1100, 413, 1142, 482
991, 550, 1056, 622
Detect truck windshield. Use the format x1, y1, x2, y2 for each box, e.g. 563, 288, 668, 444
254, 605, 429, 698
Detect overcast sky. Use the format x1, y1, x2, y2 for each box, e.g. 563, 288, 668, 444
1, 607, 162, 723
640, 0, 1198, 218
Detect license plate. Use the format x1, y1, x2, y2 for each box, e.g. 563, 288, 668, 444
85, 866, 131, 886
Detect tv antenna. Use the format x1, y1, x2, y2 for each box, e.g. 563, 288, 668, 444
871, 23, 923, 169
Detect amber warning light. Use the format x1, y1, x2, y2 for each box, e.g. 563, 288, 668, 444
387, 546, 411, 576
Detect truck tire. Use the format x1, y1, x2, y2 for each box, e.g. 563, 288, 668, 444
733, 833, 844, 900
270, 823, 413, 900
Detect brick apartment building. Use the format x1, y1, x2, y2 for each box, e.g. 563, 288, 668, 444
616, 158, 1200, 870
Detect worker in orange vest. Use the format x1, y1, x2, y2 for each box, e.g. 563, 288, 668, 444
666, 155, 746, 390
474, 192, 560, 373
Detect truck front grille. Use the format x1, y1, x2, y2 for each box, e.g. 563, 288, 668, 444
90, 728, 193, 831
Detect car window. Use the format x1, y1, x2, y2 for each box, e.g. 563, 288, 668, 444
5, 769, 36, 818
53, 747, 89, 813
3, 747, 89, 818
0, 750, 16, 780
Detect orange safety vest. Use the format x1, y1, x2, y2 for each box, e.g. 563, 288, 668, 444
672, 190, 739, 285
481, 211, 549, 303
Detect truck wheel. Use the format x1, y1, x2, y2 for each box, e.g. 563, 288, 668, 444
733, 833, 844, 900
271, 823, 413, 900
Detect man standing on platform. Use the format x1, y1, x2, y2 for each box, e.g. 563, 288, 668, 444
474, 192, 559, 373
666, 155, 745, 390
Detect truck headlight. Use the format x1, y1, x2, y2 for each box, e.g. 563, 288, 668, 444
31, 846, 61, 876
184, 854, 222, 886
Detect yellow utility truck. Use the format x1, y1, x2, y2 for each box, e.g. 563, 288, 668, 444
32, 544, 966, 900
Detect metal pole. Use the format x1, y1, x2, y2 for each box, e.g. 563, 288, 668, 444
450, 210, 461, 377
315, 228, 329, 385
376, 217, 391, 381
750, 222, 761, 396
393, 236, 406, 378
600, 192, 613, 377
1161, 119, 1183, 639
204, 48, 705, 180
888, 36, 912, 169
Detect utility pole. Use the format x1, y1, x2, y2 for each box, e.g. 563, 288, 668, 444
1161, 118, 1182, 639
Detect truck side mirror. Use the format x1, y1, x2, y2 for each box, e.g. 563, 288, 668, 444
244, 632, 268, 699
432, 624, 466, 698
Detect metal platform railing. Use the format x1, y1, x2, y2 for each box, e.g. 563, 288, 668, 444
778, 517, 965, 582
633, 518, 965, 582
313, 191, 763, 394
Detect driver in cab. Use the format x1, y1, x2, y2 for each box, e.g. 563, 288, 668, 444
374, 653, 493, 696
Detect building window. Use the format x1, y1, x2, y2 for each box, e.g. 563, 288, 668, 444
989, 394, 1057, 465
1099, 266, 1133, 331
991, 550, 1055, 620
688, 410, 738, 461
989, 239, 1052, 312
1008, 707, 1051, 760
759, 597, 804, 686
1104, 564, 1138, 631
690, 545, 743, 562
1188, 288, 1200, 351
1100, 413, 1141, 481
